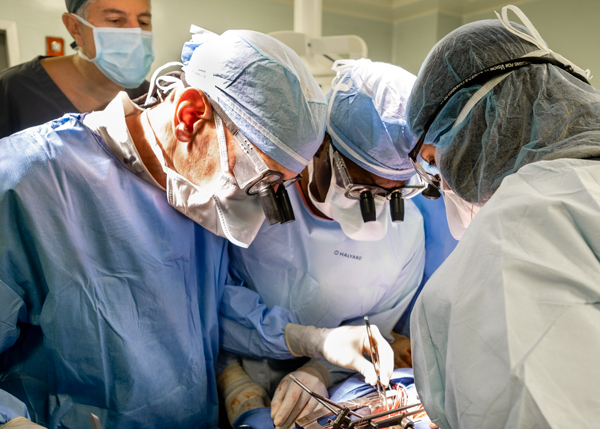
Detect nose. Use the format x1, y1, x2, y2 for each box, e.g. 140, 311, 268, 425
125, 17, 141, 28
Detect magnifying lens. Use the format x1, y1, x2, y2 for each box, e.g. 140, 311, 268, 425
208, 99, 299, 225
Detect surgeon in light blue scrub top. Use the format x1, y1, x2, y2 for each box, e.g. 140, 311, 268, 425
217, 59, 430, 429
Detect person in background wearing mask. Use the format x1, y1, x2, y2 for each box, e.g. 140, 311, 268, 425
217, 59, 426, 429
406, 6, 600, 429
0, 27, 392, 428
0, 0, 153, 139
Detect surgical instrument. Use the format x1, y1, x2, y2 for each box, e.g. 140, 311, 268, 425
294, 390, 425, 429
290, 374, 364, 419
364, 316, 387, 410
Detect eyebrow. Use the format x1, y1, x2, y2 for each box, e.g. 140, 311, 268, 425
101, 9, 152, 19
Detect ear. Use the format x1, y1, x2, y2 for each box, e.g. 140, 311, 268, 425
309, 136, 332, 202
314, 134, 330, 160
173, 88, 213, 143
62, 13, 84, 48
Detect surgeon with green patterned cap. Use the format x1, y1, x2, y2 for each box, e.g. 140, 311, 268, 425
0, 0, 153, 138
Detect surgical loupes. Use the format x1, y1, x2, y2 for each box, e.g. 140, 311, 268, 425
231, 130, 295, 225
210, 99, 296, 225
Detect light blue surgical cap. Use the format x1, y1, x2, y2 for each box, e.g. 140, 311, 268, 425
407, 6, 600, 203
326, 59, 417, 181
181, 26, 327, 174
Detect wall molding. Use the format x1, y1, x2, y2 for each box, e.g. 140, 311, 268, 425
0, 20, 20, 66
262, 0, 537, 23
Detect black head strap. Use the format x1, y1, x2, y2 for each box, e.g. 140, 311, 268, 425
410, 56, 591, 159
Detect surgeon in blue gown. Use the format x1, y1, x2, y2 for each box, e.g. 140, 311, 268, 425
217, 59, 432, 429
0, 27, 331, 428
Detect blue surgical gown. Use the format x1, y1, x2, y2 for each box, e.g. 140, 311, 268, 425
0, 116, 229, 428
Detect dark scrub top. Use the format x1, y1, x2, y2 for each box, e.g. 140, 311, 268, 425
0, 56, 149, 139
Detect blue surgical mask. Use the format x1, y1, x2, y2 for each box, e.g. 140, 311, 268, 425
74, 14, 154, 88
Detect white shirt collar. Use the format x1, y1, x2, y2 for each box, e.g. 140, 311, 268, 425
83, 92, 165, 190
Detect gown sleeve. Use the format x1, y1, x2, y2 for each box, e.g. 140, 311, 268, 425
0, 280, 32, 425
219, 270, 299, 360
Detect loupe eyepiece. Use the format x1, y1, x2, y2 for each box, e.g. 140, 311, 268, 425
422, 184, 441, 200
390, 191, 405, 222
257, 184, 284, 225
359, 190, 376, 222
276, 186, 295, 223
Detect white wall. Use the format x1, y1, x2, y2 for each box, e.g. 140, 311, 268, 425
0, 0, 77, 61
0, 0, 392, 78
391, 0, 600, 88
437, 12, 462, 42
2, 0, 598, 88
150, 0, 295, 74
151, 1, 393, 73
322, 11, 392, 63
464, 0, 600, 88
0, 0, 295, 74
392, 11, 461, 76
392, 12, 438, 76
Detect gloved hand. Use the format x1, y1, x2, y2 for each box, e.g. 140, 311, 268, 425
0, 417, 45, 428
284, 323, 393, 387
271, 360, 331, 429
391, 332, 412, 368
217, 362, 271, 426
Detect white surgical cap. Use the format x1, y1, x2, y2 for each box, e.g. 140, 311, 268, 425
181, 26, 327, 174
327, 59, 417, 181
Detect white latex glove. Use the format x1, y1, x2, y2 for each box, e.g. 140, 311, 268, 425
271, 360, 331, 429
217, 362, 271, 425
0, 417, 46, 428
285, 323, 393, 387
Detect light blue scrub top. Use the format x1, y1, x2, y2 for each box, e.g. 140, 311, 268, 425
0, 116, 229, 428
219, 183, 426, 360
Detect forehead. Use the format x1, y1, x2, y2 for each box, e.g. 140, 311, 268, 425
339, 150, 407, 188
86, 0, 151, 17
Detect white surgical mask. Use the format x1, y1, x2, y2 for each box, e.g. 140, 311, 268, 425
74, 14, 154, 88
308, 145, 389, 241
440, 178, 482, 240
141, 110, 265, 248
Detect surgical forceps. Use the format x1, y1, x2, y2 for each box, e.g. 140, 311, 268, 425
364, 316, 387, 410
